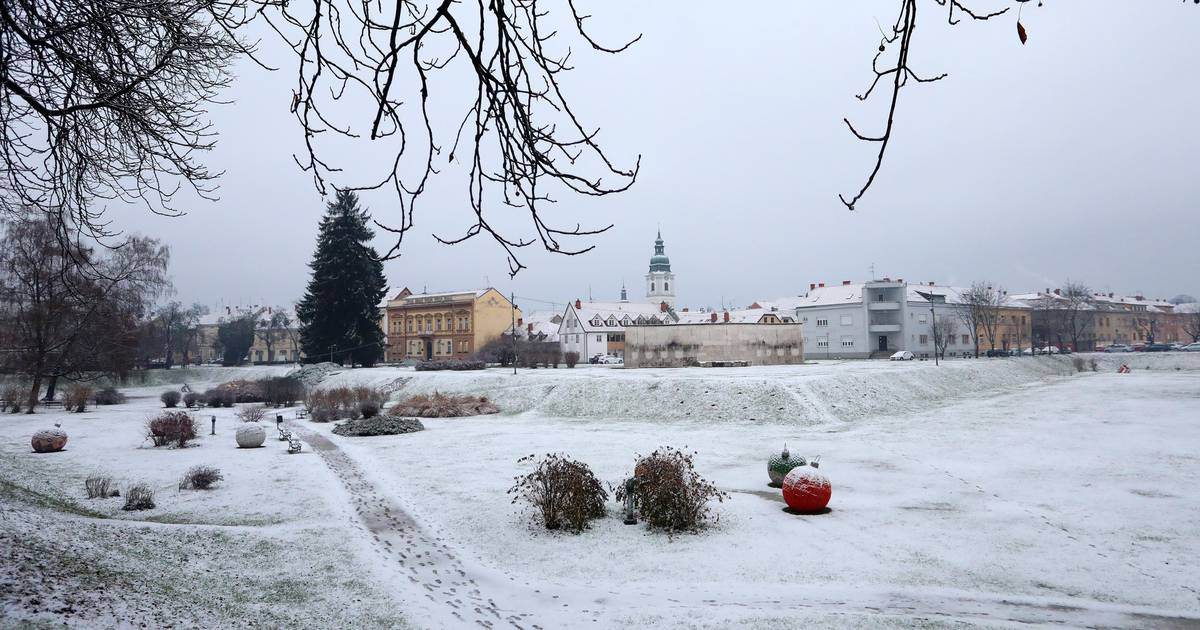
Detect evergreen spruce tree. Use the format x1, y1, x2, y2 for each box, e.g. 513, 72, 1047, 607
296, 191, 388, 366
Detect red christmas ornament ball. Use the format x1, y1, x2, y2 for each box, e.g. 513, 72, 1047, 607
782, 466, 831, 512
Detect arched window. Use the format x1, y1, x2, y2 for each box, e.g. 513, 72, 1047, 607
664, 282, 669, 291
651, 282, 655, 292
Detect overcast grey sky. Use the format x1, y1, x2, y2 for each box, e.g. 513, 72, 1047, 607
114, 1, 1200, 312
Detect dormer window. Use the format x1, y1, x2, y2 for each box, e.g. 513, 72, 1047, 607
591, 316, 602, 327
607, 316, 617, 326
621, 316, 632, 326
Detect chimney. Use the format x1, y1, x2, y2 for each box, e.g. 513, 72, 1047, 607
1045, 288, 1050, 295
723, 311, 730, 323
527, 323, 533, 333
898, 278, 904, 284
710, 312, 718, 323
575, 299, 581, 309
1108, 292, 1114, 298
928, 281, 935, 286
681, 307, 689, 312
1054, 288, 1061, 296
818, 282, 825, 288
660, 301, 669, 312
809, 283, 816, 291
842, 280, 851, 286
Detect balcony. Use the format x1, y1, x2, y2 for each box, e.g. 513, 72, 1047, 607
868, 324, 901, 333
867, 301, 900, 311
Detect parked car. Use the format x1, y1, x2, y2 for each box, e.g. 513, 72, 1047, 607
1183, 342, 1200, 352
1144, 343, 1173, 352
598, 354, 623, 364
1036, 346, 1061, 355
1132, 343, 1146, 352
986, 348, 1013, 357
890, 350, 915, 361
1105, 344, 1133, 353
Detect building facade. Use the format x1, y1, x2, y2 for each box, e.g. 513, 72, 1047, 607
558, 299, 676, 360
624, 322, 804, 368
774, 279, 988, 359
381, 288, 518, 362
196, 305, 302, 364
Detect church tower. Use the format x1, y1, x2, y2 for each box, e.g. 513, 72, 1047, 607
645, 230, 675, 308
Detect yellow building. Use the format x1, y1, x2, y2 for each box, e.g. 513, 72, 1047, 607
990, 305, 1033, 353
382, 288, 519, 362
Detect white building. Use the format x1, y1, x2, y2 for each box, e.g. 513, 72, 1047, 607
645, 231, 676, 308
769, 279, 978, 359
558, 300, 676, 360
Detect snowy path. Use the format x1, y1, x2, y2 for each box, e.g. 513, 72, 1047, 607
290, 411, 1200, 629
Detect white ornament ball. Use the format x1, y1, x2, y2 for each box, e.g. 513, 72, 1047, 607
235, 423, 266, 448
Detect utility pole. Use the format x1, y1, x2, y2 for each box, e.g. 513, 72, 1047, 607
510, 292, 518, 375
930, 305, 939, 366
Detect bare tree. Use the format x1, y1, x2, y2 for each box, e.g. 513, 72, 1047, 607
154, 302, 208, 369
932, 315, 957, 360
956, 282, 1003, 357
0, 0, 247, 248
1183, 306, 1200, 343
841, 1, 1041, 210
251, 0, 640, 276
0, 215, 169, 412
256, 308, 293, 363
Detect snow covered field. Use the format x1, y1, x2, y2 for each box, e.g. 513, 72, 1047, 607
2, 354, 1198, 628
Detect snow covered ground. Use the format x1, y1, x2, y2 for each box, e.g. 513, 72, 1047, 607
2, 354, 1198, 628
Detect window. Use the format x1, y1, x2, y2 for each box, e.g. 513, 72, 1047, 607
664, 282, 669, 291
651, 282, 655, 291
919, 334, 929, 345
407, 319, 413, 332
816, 318, 829, 327
961, 334, 970, 345
596, 335, 602, 342
840, 314, 852, 326
816, 338, 829, 348
918, 314, 927, 324
841, 336, 854, 348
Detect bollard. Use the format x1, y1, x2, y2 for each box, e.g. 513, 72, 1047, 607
210, 416, 216, 435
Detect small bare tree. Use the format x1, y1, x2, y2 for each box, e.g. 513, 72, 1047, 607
956, 282, 1004, 357
932, 316, 957, 360
255, 308, 292, 363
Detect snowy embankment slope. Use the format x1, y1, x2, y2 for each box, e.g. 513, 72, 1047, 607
307, 353, 1200, 424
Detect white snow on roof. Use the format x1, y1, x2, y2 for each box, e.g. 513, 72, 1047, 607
507, 311, 562, 342
198, 305, 297, 326
565, 301, 673, 332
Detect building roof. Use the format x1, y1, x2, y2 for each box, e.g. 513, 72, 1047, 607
198, 305, 297, 327
506, 311, 562, 342
648, 231, 671, 273
562, 301, 674, 333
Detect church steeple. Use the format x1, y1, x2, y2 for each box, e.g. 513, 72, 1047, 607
645, 230, 676, 308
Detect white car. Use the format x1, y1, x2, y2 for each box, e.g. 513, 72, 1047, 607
889, 350, 915, 361
1105, 344, 1133, 353
599, 354, 623, 364
1183, 342, 1200, 352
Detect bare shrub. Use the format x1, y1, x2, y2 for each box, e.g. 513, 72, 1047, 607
508, 454, 608, 533
160, 390, 182, 408
204, 389, 223, 408
1089, 358, 1099, 372
414, 359, 486, 371
358, 400, 380, 419
122, 484, 156, 511
93, 387, 127, 405
85, 475, 119, 499
392, 392, 500, 418
262, 377, 305, 406
63, 383, 95, 412
179, 466, 223, 490
615, 447, 728, 534
306, 386, 386, 422
183, 392, 201, 408
564, 351, 580, 368
147, 412, 198, 448
311, 406, 338, 423
1071, 357, 1086, 373
235, 404, 268, 423
2, 383, 26, 412
213, 380, 264, 403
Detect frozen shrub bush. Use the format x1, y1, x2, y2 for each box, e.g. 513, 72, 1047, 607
214, 379, 264, 403
311, 406, 338, 423
358, 400, 381, 419
160, 390, 181, 408
392, 392, 499, 418
63, 383, 94, 412
414, 359, 485, 371
2, 383, 26, 412
147, 411, 198, 447
1089, 358, 1099, 372
85, 475, 119, 499
179, 466, 223, 490
1071, 357, 1086, 373
508, 453, 608, 533
616, 447, 728, 534
306, 386, 385, 422
182, 392, 201, 408
564, 351, 580, 368
122, 484, 155, 511
235, 404, 267, 423
332, 415, 424, 437
93, 387, 127, 405
204, 389, 223, 408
